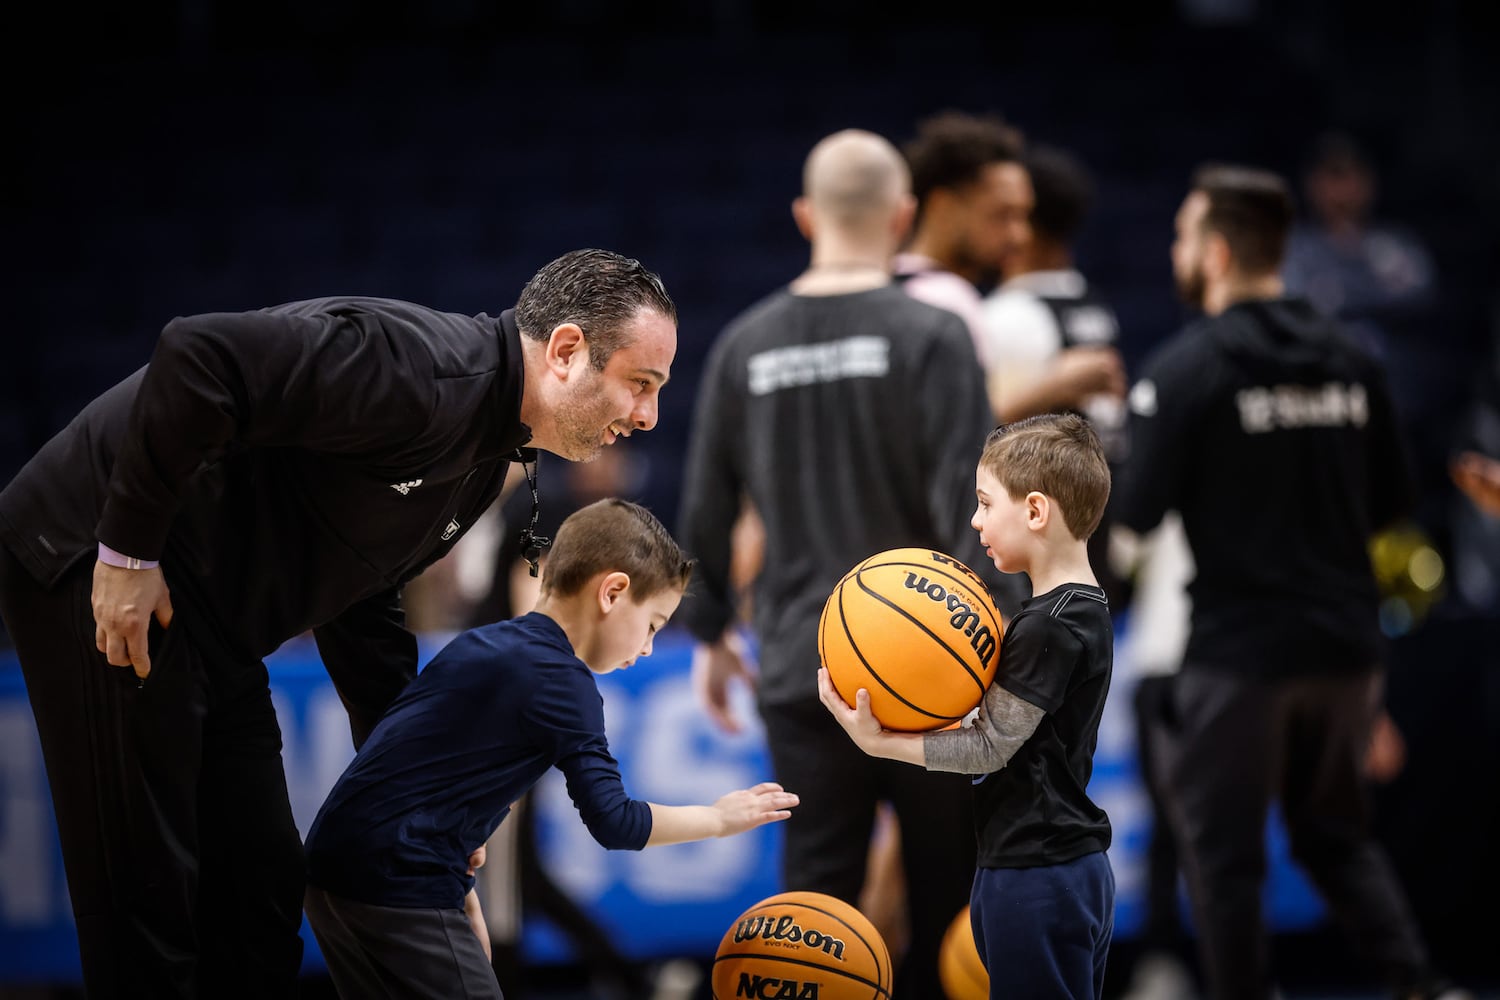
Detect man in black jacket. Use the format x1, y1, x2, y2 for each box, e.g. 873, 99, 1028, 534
1112, 165, 1453, 1000
0, 248, 677, 999
678, 129, 995, 998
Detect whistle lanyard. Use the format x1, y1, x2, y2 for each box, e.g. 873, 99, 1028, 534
514, 450, 550, 577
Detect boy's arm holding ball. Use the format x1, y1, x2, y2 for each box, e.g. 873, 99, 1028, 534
818, 666, 1045, 774
923, 681, 1045, 774
645, 782, 799, 846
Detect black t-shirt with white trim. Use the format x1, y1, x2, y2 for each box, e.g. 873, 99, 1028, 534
973, 582, 1113, 868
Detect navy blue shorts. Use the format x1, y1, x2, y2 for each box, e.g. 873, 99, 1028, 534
970, 851, 1115, 999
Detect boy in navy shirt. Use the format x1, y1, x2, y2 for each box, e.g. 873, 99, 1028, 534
820, 413, 1115, 998
305, 498, 798, 998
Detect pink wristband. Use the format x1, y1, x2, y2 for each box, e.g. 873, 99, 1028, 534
98, 543, 160, 571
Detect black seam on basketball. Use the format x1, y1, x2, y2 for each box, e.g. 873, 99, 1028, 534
854, 560, 1003, 645
838, 580, 955, 722
852, 569, 991, 693
730, 899, 888, 980
711, 953, 891, 997
819, 584, 832, 672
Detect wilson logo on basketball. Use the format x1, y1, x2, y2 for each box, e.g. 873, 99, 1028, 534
713, 891, 892, 1000
736, 973, 821, 998
732, 915, 846, 959
901, 573, 999, 666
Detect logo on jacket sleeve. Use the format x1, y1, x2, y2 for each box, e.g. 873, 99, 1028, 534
1129, 379, 1158, 417
389, 479, 424, 495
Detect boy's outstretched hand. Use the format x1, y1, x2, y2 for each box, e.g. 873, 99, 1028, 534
647, 783, 797, 846
714, 782, 800, 836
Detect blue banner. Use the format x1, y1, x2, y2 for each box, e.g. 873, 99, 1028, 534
0, 620, 1326, 984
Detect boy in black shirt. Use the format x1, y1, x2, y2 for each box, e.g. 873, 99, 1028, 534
820, 412, 1115, 998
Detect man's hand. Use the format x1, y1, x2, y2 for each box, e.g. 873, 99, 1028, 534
92, 561, 173, 680
463, 887, 492, 960
1364, 709, 1407, 783
463, 846, 491, 958
992, 345, 1128, 424
1049, 346, 1127, 405
1452, 451, 1500, 516
691, 633, 756, 734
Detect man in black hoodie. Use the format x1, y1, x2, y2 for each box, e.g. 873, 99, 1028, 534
1112, 165, 1456, 1000
0, 248, 677, 999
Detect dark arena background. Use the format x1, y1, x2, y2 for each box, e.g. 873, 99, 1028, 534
3, 1, 1498, 998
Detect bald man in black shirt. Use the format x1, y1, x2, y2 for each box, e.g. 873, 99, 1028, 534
678, 128, 996, 998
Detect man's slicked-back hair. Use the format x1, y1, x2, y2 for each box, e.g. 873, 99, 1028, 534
514, 249, 677, 370
902, 110, 1026, 207
1191, 164, 1295, 275
540, 498, 694, 600
980, 413, 1111, 541
1025, 144, 1095, 245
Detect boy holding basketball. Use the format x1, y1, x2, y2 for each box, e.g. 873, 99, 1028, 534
304, 498, 798, 999
819, 412, 1115, 998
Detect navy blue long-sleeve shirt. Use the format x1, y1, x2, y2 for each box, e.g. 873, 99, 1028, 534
305, 612, 653, 909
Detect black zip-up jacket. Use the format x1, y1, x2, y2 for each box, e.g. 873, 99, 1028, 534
677, 285, 998, 707
1111, 297, 1414, 676
0, 298, 532, 740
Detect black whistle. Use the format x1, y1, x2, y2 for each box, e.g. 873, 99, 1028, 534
521, 531, 550, 578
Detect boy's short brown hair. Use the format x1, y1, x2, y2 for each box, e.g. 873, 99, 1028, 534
981, 413, 1111, 540
540, 498, 694, 599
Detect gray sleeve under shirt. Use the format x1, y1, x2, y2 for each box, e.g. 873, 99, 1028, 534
922, 682, 1046, 774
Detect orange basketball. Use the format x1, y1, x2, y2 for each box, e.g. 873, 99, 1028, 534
711, 891, 892, 1000
939, 905, 989, 1000
819, 547, 1004, 731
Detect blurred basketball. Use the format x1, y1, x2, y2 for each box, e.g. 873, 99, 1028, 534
819, 547, 1003, 731
939, 905, 988, 1000
711, 891, 892, 1000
